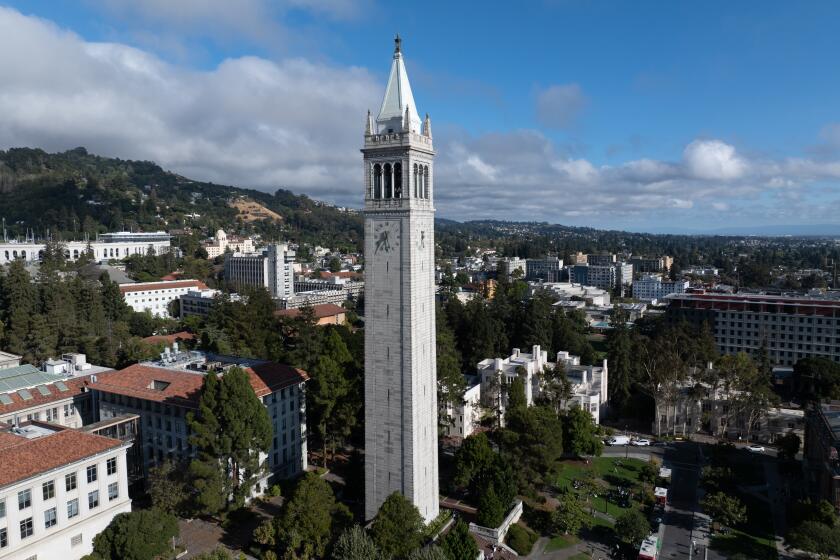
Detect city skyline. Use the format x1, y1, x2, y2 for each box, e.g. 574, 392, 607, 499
2, 2, 840, 232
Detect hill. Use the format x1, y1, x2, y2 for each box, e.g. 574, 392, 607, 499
0, 147, 362, 252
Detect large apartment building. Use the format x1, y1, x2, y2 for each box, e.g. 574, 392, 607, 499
666, 292, 840, 366
0, 422, 132, 560
633, 275, 689, 301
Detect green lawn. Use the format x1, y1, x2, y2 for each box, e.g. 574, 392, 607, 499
546, 533, 579, 552
555, 457, 649, 517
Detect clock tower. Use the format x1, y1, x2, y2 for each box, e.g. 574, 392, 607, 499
362, 36, 439, 523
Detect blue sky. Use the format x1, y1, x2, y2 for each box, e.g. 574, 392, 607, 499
2, 1, 840, 231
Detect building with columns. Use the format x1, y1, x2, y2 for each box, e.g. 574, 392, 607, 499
362, 36, 439, 523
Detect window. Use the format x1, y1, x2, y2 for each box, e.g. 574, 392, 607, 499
67, 498, 79, 519
41, 480, 56, 501
87, 464, 97, 483
20, 517, 33, 539
0, 499, 5, 518
18, 489, 31, 510
0, 527, 6, 548
107, 457, 117, 476
108, 482, 119, 501
44, 507, 57, 529
66, 472, 77, 491
88, 490, 99, 509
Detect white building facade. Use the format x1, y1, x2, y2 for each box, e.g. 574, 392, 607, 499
363, 37, 439, 523
0, 232, 171, 265
203, 230, 256, 259
224, 244, 295, 299
633, 275, 689, 302
120, 279, 207, 318
0, 424, 131, 560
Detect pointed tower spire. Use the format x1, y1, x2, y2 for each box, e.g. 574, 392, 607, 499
365, 109, 373, 135
376, 35, 421, 133
423, 113, 432, 139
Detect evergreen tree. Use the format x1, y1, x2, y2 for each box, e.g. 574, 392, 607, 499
275, 473, 351, 559
89, 509, 179, 560
188, 371, 227, 515
331, 525, 385, 560
551, 489, 589, 536
563, 406, 603, 457
436, 304, 466, 430
606, 306, 634, 410
440, 519, 479, 560
507, 376, 527, 411
407, 547, 449, 560
371, 492, 425, 558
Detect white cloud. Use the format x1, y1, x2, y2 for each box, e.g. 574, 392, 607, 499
2, 7, 840, 228
0, 6, 378, 206
683, 139, 747, 180
535, 83, 587, 129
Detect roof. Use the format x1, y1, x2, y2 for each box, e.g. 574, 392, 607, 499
0, 425, 124, 488
92, 362, 308, 408
141, 331, 196, 345
318, 271, 359, 280
0, 350, 22, 363
0, 375, 96, 416
377, 39, 421, 132
0, 364, 62, 392
275, 303, 346, 320
119, 279, 207, 293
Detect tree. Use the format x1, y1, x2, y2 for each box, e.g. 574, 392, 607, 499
701, 492, 746, 528
275, 473, 351, 559
453, 432, 495, 489
148, 460, 188, 516
502, 405, 564, 484
777, 432, 801, 460
188, 368, 273, 514
371, 492, 425, 558
563, 406, 603, 457
507, 376, 527, 411
639, 462, 658, 485
440, 519, 479, 560
477, 485, 506, 528
192, 549, 233, 560
89, 509, 179, 560
407, 547, 449, 560
539, 362, 572, 415
551, 490, 589, 536
331, 525, 385, 560
606, 306, 635, 410
787, 520, 840, 556
308, 354, 350, 467
437, 304, 466, 431
614, 509, 650, 548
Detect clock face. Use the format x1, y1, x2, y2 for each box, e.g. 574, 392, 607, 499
374, 221, 400, 255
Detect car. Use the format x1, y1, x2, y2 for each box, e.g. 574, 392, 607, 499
607, 435, 631, 446
632, 438, 651, 446
746, 444, 765, 453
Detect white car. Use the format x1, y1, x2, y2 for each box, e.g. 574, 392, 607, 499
632, 438, 651, 446
746, 444, 765, 453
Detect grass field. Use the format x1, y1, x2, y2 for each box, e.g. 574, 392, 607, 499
555, 457, 649, 517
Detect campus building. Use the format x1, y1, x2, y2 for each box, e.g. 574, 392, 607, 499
0, 231, 171, 265
202, 230, 256, 260
0, 422, 132, 560
666, 292, 840, 366
805, 401, 840, 511
525, 257, 563, 282
224, 244, 295, 299
92, 351, 309, 485
120, 279, 208, 318
633, 275, 689, 302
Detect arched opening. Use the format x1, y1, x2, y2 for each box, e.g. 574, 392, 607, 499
21, 250, 26, 260
424, 166, 430, 199
4, 251, 8, 261
413, 163, 418, 198
384, 163, 393, 198
73, 249, 79, 259
394, 162, 402, 198
12, 250, 18, 258
38, 250, 45, 260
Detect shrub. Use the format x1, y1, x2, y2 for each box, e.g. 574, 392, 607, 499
506, 524, 538, 556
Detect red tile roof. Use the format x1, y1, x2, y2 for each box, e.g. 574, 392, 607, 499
275, 303, 347, 320
119, 280, 207, 294
0, 376, 100, 416
92, 362, 308, 409
141, 331, 196, 345
0, 426, 123, 487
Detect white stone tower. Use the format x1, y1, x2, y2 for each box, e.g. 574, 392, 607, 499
363, 35, 439, 523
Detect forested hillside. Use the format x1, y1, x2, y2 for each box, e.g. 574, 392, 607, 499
0, 147, 363, 252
